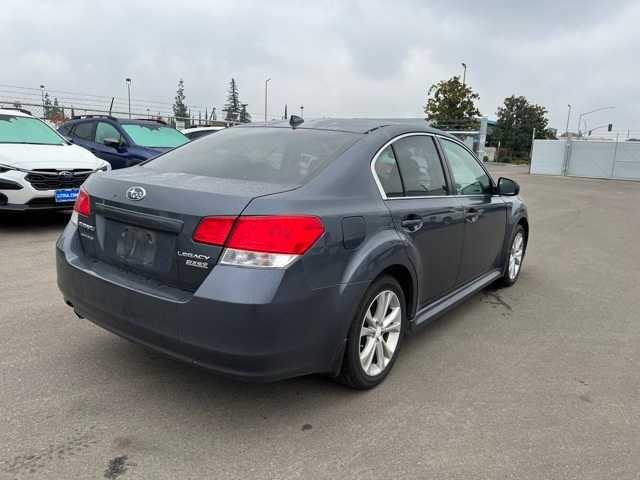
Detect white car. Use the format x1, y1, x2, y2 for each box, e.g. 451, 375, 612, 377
0, 107, 110, 211
181, 126, 225, 140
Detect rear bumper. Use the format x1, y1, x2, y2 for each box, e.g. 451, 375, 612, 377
56, 223, 363, 382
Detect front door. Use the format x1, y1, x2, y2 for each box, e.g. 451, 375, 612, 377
93, 121, 130, 169
438, 138, 506, 284
374, 134, 464, 305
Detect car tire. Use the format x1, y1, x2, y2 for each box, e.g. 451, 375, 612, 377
337, 275, 406, 389
498, 224, 526, 287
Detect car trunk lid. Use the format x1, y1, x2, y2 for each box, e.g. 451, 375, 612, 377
78, 168, 293, 291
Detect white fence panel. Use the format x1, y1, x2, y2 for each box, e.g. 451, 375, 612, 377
530, 140, 564, 175
612, 142, 640, 180
567, 141, 616, 179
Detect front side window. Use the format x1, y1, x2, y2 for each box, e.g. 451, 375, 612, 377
95, 122, 123, 145
374, 146, 403, 197
440, 139, 492, 195
0, 114, 65, 145
393, 136, 448, 196
146, 127, 360, 186
121, 123, 189, 148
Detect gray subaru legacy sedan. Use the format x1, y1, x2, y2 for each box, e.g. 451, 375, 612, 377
57, 117, 528, 388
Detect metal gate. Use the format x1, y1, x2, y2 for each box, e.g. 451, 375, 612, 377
531, 139, 640, 181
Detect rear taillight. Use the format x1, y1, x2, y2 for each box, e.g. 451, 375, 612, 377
192, 216, 235, 246
193, 215, 325, 268
74, 188, 91, 217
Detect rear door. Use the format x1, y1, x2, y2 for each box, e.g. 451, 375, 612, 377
375, 134, 464, 305
438, 138, 506, 283
93, 121, 131, 169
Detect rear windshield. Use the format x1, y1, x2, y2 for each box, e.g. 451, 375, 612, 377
144, 127, 361, 186
121, 123, 189, 148
0, 115, 65, 145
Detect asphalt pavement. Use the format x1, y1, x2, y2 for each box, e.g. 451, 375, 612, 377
1, 164, 639, 479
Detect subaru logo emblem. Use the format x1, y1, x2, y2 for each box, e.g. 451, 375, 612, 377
59, 171, 73, 178
126, 186, 146, 201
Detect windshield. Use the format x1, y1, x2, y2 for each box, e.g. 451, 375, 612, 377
0, 114, 65, 145
144, 127, 361, 186
121, 123, 189, 148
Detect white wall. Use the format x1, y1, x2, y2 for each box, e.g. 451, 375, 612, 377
530, 140, 565, 175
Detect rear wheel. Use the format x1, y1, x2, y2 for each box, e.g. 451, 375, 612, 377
499, 225, 526, 287
337, 275, 406, 389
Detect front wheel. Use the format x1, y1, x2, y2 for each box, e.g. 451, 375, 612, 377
499, 225, 526, 287
337, 275, 406, 389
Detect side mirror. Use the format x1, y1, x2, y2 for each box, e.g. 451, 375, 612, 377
497, 177, 520, 196
103, 137, 124, 150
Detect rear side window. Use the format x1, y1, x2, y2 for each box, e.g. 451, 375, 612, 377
374, 146, 403, 197
73, 121, 95, 141
58, 123, 72, 136
393, 136, 448, 196
145, 127, 361, 186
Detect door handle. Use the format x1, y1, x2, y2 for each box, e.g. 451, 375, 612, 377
401, 216, 423, 232
464, 208, 481, 223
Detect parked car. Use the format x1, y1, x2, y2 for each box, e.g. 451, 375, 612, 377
181, 126, 225, 140
58, 116, 189, 169
0, 107, 110, 211
56, 118, 529, 388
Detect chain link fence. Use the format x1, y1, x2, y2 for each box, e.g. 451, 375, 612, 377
0, 101, 241, 130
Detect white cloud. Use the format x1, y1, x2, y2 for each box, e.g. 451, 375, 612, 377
1, 0, 639, 130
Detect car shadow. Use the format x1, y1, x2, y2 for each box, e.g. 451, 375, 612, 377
0, 211, 69, 233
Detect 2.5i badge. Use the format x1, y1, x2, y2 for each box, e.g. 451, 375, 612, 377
177, 250, 210, 269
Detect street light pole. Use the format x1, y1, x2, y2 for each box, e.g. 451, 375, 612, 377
300, 105, 304, 118
264, 78, 271, 123
125, 78, 132, 119
40, 85, 45, 111
576, 106, 615, 137
565, 104, 572, 138
461, 63, 467, 86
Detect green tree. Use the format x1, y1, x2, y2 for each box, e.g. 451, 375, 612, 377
224, 78, 241, 122
424, 75, 480, 129
43, 92, 53, 118
494, 95, 551, 156
172, 79, 189, 121
239, 103, 251, 123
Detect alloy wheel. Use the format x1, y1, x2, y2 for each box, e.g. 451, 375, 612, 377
508, 232, 524, 280
359, 290, 402, 377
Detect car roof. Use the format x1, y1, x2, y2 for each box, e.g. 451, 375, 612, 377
62, 116, 169, 127
241, 118, 449, 136
0, 107, 33, 117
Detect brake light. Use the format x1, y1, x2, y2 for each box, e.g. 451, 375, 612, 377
192, 216, 235, 246
74, 188, 91, 217
193, 215, 325, 268
227, 216, 324, 254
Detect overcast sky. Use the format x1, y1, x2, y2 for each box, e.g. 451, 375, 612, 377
2, 0, 639, 132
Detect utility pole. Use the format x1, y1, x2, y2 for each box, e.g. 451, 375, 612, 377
264, 78, 271, 123
461, 63, 467, 86
125, 78, 132, 119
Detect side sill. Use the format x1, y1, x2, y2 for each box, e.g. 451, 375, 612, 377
409, 269, 502, 332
